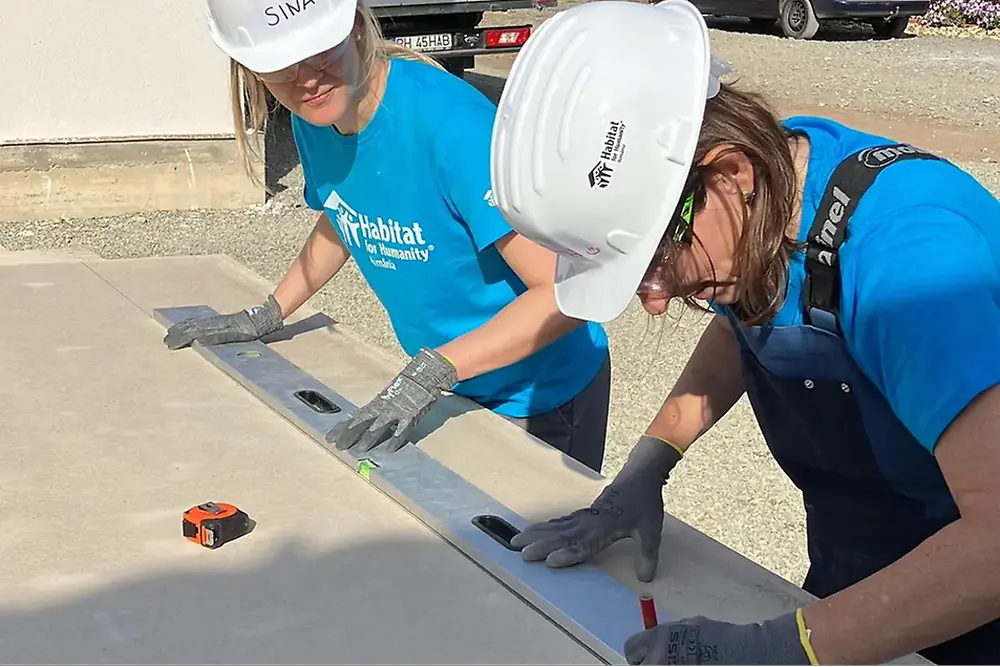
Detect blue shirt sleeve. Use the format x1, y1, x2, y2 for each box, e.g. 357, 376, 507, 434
290, 115, 324, 211
844, 209, 1000, 452
433, 101, 513, 252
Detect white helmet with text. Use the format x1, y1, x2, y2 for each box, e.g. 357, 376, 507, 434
490, 0, 732, 323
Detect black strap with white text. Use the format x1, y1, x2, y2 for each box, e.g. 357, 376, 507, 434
803, 143, 945, 331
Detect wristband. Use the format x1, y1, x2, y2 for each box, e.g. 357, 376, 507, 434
795, 608, 820, 665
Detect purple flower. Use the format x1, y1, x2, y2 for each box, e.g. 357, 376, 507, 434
926, 0, 1000, 29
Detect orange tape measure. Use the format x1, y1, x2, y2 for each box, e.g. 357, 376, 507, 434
182, 501, 251, 549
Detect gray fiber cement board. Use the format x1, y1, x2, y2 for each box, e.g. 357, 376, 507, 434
0, 253, 933, 665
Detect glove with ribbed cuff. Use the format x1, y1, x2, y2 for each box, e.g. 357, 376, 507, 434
624, 608, 818, 665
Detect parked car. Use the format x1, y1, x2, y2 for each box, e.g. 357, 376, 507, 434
373, 0, 553, 78
690, 0, 930, 39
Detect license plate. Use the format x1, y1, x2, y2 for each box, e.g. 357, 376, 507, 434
393, 32, 454, 52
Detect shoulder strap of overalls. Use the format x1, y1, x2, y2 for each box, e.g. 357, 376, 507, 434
803, 143, 945, 334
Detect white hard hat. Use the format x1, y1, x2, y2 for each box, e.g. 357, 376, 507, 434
490, 0, 732, 323
205, 0, 358, 73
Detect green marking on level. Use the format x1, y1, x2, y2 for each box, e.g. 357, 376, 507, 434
357, 458, 379, 480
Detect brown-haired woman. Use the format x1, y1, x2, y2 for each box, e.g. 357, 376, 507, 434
491, 0, 1000, 663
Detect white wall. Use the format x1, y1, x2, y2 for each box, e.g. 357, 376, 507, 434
1, 0, 236, 144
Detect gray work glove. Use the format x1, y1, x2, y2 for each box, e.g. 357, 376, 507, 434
326, 347, 458, 453
509, 435, 682, 582
624, 610, 814, 665
163, 295, 284, 350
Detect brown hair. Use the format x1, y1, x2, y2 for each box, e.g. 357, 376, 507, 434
227, 3, 443, 187
658, 83, 805, 326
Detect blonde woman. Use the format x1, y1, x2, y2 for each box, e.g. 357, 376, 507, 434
164, 0, 612, 472
490, 0, 1000, 663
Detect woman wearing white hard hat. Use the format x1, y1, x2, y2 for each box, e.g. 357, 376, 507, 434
493, 0, 1000, 663
164, 0, 613, 471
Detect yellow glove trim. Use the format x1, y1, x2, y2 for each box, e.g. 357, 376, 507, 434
795, 608, 820, 665
643, 433, 685, 458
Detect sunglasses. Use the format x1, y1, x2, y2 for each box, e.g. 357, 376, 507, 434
636, 169, 708, 297
251, 40, 350, 84
663, 168, 707, 247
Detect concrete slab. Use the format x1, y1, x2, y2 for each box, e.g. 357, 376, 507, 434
0, 253, 930, 665
0, 257, 596, 665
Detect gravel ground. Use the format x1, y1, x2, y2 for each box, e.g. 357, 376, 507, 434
706, 25, 1000, 129
712, 24, 999, 129
2, 15, 999, 587
481, 7, 1000, 131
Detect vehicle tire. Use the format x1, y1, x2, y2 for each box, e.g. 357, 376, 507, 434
872, 15, 909, 38
779, 0, 820, 39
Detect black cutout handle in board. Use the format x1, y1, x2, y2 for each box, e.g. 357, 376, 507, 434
294, 389, 342, 414
472, 514, 523, 552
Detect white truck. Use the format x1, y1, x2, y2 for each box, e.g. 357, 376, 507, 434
372, 0, 553, 77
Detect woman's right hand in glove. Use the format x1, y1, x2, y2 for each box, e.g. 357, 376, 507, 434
509, 435, 683, 583
163, 294, 284, 350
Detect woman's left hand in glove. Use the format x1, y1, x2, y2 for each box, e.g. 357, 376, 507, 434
325, 347, 458, 453
624, 609, 818, 665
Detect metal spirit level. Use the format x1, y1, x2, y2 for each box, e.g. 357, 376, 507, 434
153, 305, 648, 665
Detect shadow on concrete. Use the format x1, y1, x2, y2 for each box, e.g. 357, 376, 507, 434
407, 396, 480, 449
261, 312, 339, 344
0, 536, 597, 664
704, 15, 917, 41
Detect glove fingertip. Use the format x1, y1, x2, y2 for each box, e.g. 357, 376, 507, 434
545, 545, 589, 568
623, 631, 651, 665
383, 431, 409, 453
636, 555, 658, 583
325, 419, 348, 442
356, 436, 382, 453
329, 417, 371, 450
508, 532, 530, 548
386, 421, 414, 452
520, 541, 556, 562
355, 419, 391, 452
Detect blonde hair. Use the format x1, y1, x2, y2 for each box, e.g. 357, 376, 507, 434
228, 3, 443, 185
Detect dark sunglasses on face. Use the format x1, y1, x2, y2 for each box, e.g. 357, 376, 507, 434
663, 168, 707, 247
635, 169, 707, 298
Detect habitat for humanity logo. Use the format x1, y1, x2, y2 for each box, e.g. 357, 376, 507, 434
324, 190, 435, 271
588, 120, 627, 189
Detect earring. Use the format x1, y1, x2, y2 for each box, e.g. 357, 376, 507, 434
744, 190, 757, 206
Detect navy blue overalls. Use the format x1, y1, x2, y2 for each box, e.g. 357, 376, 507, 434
720, 143, 1000, 664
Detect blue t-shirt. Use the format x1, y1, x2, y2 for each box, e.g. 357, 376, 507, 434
290, 56, 609, 418
755, 116, 1000, 453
